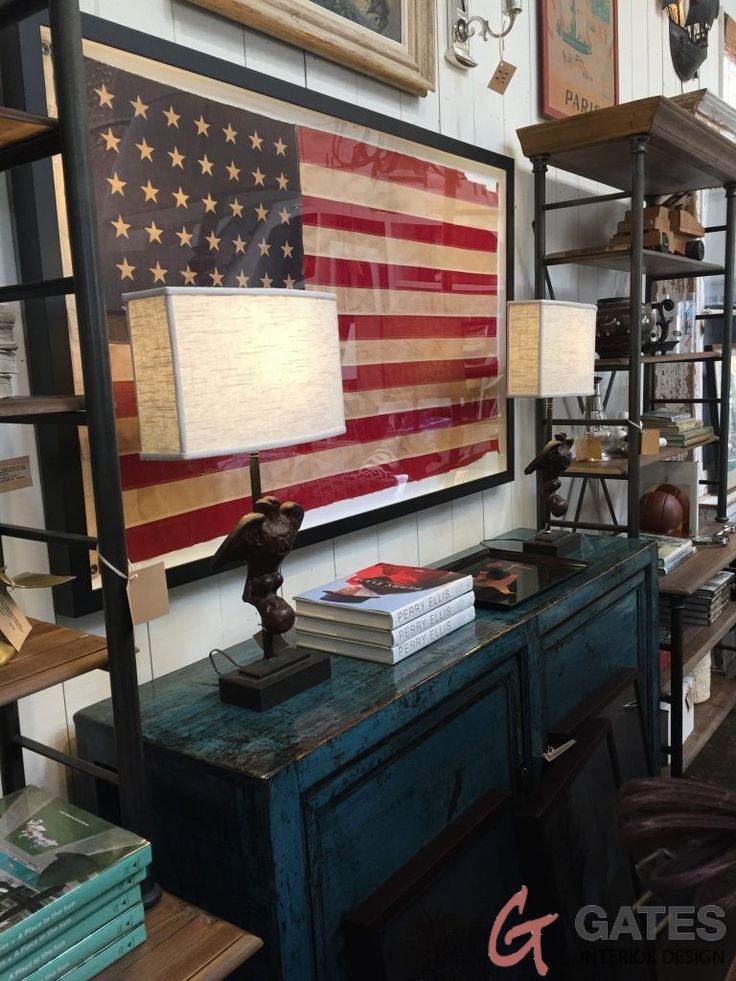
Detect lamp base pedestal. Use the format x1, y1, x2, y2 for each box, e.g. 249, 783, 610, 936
218, 646, 331, 711
522, 529, 581, 557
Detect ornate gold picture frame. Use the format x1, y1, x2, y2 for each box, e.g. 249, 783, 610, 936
185, 0, 436, 96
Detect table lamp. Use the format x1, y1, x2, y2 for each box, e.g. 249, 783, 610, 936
122, 287, 345, 709
506, 299, 597, 555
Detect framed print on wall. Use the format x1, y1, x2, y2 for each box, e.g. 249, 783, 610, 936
539, 0, 619, 119
183, 0, 436, 97
5, 13, 513, 616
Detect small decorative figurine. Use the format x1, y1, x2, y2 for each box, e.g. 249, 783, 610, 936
211, 495, 304, 655
523, 433, 574, 517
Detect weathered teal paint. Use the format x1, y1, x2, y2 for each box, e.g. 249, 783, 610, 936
74, 532, 658, 980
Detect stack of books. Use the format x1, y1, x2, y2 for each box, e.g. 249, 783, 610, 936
294, 562, 475, 665
0, 785, 150, 980
643, 534, 696, 574
0, 306, 17, 398
661, 569, 735, 633
642, 408, 713, 447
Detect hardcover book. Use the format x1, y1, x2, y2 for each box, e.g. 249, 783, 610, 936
24, 902, 144, 981
296, 604, 476, 664
294, 563, 473, 628
54, 922, 146, 981
2, 883, 141, 980
296, 591, 475, 648
0, 786, 151, 960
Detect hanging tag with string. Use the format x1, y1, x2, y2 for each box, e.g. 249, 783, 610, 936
488, 31, 517, 94
99, 551, 169, 625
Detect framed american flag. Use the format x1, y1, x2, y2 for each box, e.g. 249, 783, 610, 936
7, 14, 513, 616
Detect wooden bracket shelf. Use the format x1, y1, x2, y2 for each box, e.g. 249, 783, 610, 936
0, 620, 107, 707
0, 106, 56, 150
94, 892, 262, 981
566, 436, 717, 479
661, 601, 736, 686
683, 676, 736, 771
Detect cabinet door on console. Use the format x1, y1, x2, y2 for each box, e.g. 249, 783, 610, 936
303, 657, 523, 981
543, 574, 650, 731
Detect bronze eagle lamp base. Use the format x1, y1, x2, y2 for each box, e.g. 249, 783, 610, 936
522, 433, 581, 556
211, 495, 330, 711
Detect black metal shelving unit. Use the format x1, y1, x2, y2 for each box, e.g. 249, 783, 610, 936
0, 0, 149, 841
518, 96, 736, 780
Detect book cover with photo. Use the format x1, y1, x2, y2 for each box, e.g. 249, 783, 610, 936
0, 786, 150, 958
294, 563, 473, 628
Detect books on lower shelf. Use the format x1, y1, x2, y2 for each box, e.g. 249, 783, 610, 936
0, 785, 151, 977
642, 534, 696, 574
294, 562, 476, 664
660, 570, 735, 636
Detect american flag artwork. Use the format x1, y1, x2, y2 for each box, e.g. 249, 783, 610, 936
71, 47, 509, 568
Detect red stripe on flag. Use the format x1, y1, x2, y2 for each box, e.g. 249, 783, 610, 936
341, 359, 498, 391
304, 255, 497, 294
301, 196, 498, 253
125, 438, 500, 562
338, 315, 497, 341
298, 129, 498, 207
117, 398, 500, 488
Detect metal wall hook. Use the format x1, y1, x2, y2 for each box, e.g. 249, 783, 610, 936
446, 0, 523, 69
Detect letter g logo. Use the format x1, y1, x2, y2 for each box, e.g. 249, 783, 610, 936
488, 885, 559, 977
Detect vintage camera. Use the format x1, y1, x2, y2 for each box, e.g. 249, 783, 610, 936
596, 297, 681, 358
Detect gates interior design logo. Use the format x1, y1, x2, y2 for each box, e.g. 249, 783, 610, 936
488, 886, 727, 975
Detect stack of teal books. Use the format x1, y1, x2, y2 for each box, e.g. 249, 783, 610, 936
0, 785, 151, 980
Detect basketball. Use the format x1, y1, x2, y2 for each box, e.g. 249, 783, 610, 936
656, 483, 691, 535
639, 489, 684, 536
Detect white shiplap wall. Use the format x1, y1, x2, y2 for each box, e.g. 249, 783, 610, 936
0, 0, 726, 793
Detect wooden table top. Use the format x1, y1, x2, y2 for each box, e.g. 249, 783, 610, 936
95, 892, 262, 981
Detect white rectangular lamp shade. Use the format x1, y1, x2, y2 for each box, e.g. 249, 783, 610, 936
122, 287, 346, 459
506, 300, 597, 398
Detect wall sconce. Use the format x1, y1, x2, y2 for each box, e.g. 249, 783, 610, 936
662, 0, 720, 81
446, 0, 524, 69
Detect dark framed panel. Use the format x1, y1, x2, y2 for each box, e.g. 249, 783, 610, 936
516, 718, 647, 981
3, 12, 514, 617
344, 790, 532, 981
549, 667, 652, 780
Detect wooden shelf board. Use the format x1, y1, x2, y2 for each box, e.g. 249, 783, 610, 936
0, 107, 56, 152
683, 675, 736, 771
661, 602, 736, 686
566, 436, 717, 479
0, 620, 108, 707
517, 95, 736, 193
0, 396, 85, 418
659, 532, 736, 597
545, 246, 722, 279
595, 351, 723, 371
95, 891, 262, 981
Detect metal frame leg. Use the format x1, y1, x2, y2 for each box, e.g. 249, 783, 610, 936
532, 155, 550, 531
717, 184, 736, 522
0, 702, 24, 793
670, 595, 686, 778
628, 136, 648, 538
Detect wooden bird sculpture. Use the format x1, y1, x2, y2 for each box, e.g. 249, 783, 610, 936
212, 496, 304, 652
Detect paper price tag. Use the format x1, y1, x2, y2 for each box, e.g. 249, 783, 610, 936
488, 60, 517, 94
0, 589, 32, 652
127, 562, 169, 625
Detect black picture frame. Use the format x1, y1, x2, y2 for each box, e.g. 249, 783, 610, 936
440, 546, 586, 610
343, 790, 532, 981
515, 718, 647, 981
2, 12, 515, 617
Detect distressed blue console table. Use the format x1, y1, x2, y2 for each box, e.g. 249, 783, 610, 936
74, 532, 658, 980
